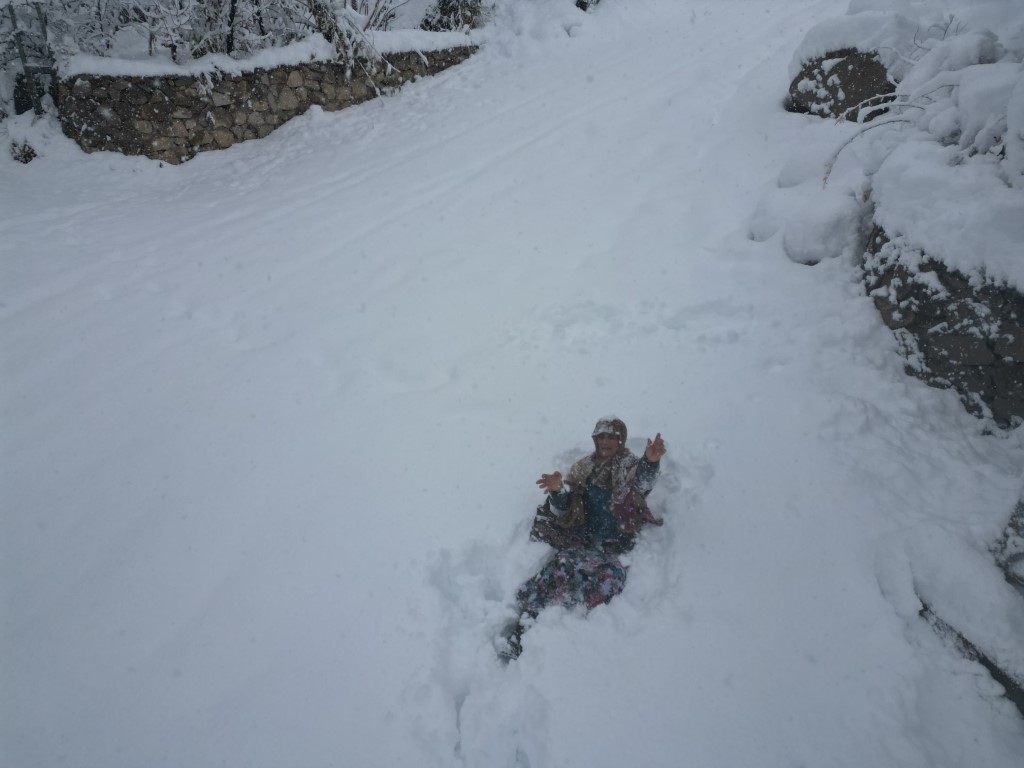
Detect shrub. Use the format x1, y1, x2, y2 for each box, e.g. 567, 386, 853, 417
420, 0, 481, 32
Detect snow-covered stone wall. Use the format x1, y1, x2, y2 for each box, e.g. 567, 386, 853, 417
864, 227, 1024, 428
57, 47, 475, 164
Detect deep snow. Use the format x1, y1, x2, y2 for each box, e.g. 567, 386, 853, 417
3, 1, 1024, 767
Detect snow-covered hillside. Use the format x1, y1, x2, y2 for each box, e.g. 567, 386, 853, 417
3, 1, 1023, 767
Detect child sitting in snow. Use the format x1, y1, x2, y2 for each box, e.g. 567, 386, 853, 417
500, 417, 666, 660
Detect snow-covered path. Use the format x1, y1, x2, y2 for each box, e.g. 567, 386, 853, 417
3, 1, 1023, 766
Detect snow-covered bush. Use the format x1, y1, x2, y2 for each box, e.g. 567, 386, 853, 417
792, 2, 1024, 287
420, 0, 482, 32
3, 0, 396, 65
346, 0, 397, 30
889, 30, 1021, 180
865, 29, 1023, 288
1, 2, 49, 115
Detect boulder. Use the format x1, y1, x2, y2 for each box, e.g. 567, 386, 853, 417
788, 49, 894, 121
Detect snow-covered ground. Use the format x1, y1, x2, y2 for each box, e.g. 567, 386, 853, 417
3, 1, 1024, 766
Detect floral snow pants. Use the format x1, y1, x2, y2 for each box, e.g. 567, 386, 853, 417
516, 544, 627, 616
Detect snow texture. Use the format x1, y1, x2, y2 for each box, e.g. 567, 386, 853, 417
3, 1, 1024, 767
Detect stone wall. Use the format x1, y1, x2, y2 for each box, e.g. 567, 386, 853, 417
57, 47, 475, 164
864, 226, 1024, 428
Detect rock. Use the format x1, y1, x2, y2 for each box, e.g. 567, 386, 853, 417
111, 99, 134, 120
151, 149, 183, 165
991, 397, 1024, 425
174, 88, 199, 107
991, 363, 1024, 399
277, 87, 299, 112
873, 296, 914, 329
995, 326, 1024, 360
138, 102, 170, 121
788, 49, 894, 121
286, 71, 304, 87
209, 109, 232, 128
350, 79, 370, 99
212, 128, 235, 148
125, 86, 149, 106
925, 334, 995, 366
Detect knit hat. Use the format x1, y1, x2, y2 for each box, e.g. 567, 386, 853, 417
592, 416, 627, 444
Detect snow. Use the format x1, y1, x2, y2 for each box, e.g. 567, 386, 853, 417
2, 1, 1024, 767
1008, 72, 1024, 181
871, 135, 1024, 289
897, 29, 1006, 93
62, 30, 478, 78
908, 528, 1024, 683
789, 9, 924, 82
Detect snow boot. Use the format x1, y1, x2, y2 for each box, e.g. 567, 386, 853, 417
497, 619, 525, 663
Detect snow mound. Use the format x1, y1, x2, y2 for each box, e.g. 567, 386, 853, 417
783, 187, 868, 265
789, 10, 925, 83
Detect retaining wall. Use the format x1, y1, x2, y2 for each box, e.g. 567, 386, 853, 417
864, 226, 1024, 428
58, 47, 475, 164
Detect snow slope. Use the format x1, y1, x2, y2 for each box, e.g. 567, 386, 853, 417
3, 1, 1023, 766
